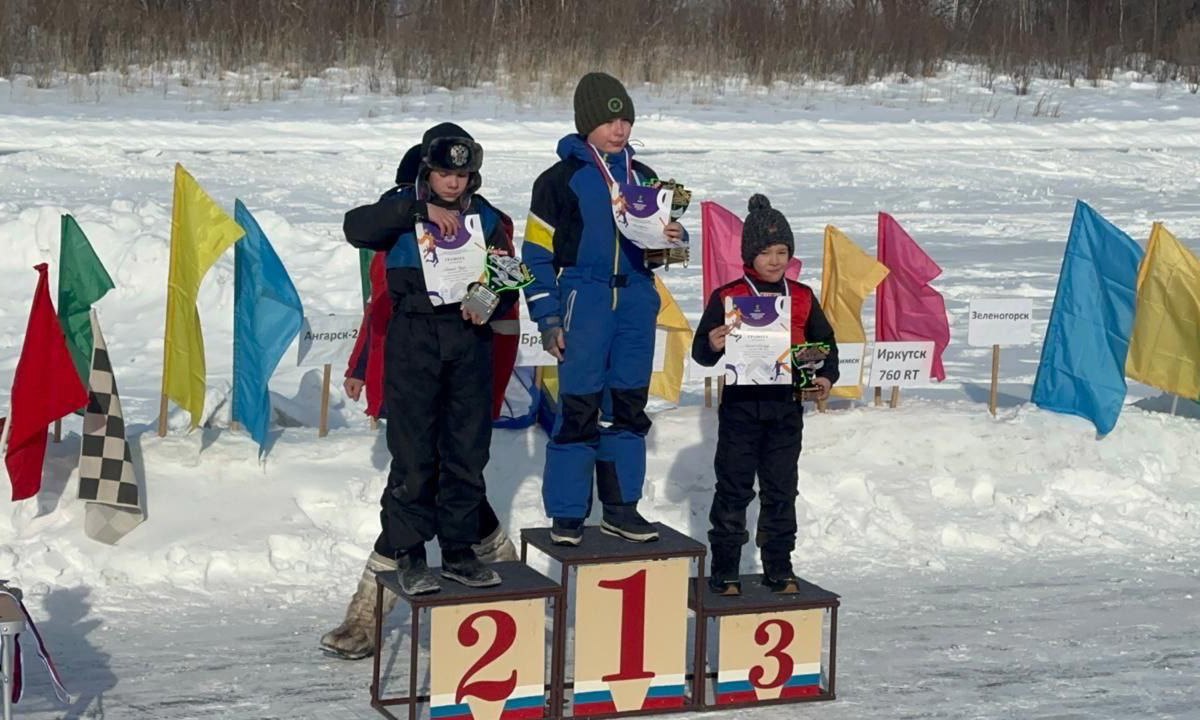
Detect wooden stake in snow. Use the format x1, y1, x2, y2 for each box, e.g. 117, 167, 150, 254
989, 345, 1001, 417
319, 364, 331, 438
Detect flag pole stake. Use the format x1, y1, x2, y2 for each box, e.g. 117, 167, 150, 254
157, 393, 168, 437
874, 386, 882, 407
704, 377, 712, 408
53, 419, 62, 443
1170, 395, 1179, 416
319, 364, 332, 438
717, 376, 725, 404
989, 344, 1001, 417
889, 386, 900, 409
0, 401, 13, 454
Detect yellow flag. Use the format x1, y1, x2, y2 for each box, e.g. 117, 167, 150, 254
650, 276, 694, 404
1126, 223, 1200, 399
162, 164, 244, 429
820, 225, 889, 399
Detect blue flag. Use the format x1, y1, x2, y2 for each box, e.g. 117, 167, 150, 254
232, 201, 304, 452
1031, 201, 1144, 435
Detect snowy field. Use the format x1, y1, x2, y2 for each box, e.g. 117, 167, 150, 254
2, 67, 1199, 718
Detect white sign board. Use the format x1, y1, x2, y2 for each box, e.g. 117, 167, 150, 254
296, 314, 361, 368
967, 298, 1034, 347
833, 343, 866, 389
688, 358, 724, 381
516, 319, 558, 367
652, 327, 669, 374
868, 341, 935, 388
516, 324, 671, 371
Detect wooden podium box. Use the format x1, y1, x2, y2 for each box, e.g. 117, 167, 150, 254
371, 561, 564, 720
689, 574, 840, 710
521, 524, 706, 720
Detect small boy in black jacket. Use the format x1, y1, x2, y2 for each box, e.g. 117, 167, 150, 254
692, 194, 839, 594
343, 122, 517, 595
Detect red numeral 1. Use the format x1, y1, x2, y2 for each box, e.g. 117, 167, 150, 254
749, 618, 795, 690
598, 569, 655, 682
455, 609, 519, 704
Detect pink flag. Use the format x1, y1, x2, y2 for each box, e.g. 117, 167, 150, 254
875, 213, 950, 381
701, 201, 802, 302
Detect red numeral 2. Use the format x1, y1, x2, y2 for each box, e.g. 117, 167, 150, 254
455, 609, 519, 704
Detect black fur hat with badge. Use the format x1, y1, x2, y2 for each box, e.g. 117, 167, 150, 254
421, 122, 483, 173
418, 122, 483, 199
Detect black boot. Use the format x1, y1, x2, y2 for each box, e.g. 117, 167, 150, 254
761, 554, 800, 594
707, 544, 742, 595
600, 503, 659, 542
441, 548, 501, 588
550, 518, 584, 546
396, 546, 440, 596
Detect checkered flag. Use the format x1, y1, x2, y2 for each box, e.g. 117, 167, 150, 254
76, 310, 144, 544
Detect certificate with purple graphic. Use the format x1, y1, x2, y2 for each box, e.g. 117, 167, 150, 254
610, 182, 681, 250
416, 213, 487, 305
723, 296, 792, 385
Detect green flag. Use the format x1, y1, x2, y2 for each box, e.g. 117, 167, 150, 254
358, 248, 372, 307
58, 215, 115, 382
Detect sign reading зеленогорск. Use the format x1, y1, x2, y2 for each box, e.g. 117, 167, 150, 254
868, 341, 935, 388
967, 298, 1034, 347
296, 314, 361, 368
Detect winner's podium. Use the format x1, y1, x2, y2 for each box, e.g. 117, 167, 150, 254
690, 574, 839, 709
371, 561, 564, 720
521, 524, 707, 719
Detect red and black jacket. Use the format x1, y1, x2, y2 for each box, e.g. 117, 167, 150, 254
692, 268, 839, 403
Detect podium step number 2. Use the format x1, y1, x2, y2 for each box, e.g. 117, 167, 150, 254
430, 599, 547, 720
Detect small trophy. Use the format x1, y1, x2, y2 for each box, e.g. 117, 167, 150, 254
644, 178, 691, 270
463, 252, 534, 321
791, 342, 831, 401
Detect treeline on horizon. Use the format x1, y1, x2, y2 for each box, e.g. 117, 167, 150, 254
1, 0, 1197, 94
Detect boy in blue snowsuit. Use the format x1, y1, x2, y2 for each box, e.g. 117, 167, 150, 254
522, 72, 687, 545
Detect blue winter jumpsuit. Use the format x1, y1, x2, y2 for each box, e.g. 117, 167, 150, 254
522, 134, 685, 520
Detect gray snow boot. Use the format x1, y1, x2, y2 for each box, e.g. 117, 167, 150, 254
320, 551, 399, 660
473, 523, 519, 563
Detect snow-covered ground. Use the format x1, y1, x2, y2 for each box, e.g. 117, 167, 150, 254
2, 67, 1199, 718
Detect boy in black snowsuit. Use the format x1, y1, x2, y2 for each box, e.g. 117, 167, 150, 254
322, 142, 519, 659
343, 122, 517, 595
692, 195, 839, 594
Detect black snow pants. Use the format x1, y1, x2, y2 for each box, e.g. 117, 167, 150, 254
708, 398, 804, 576
379, 310, 493, 555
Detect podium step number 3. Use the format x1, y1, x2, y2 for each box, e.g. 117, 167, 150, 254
715, 609, 825, 704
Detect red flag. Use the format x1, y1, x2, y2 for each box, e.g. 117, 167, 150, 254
4, 264, 89, 500
701, 201, 802, 301
875, 213, 950, 381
